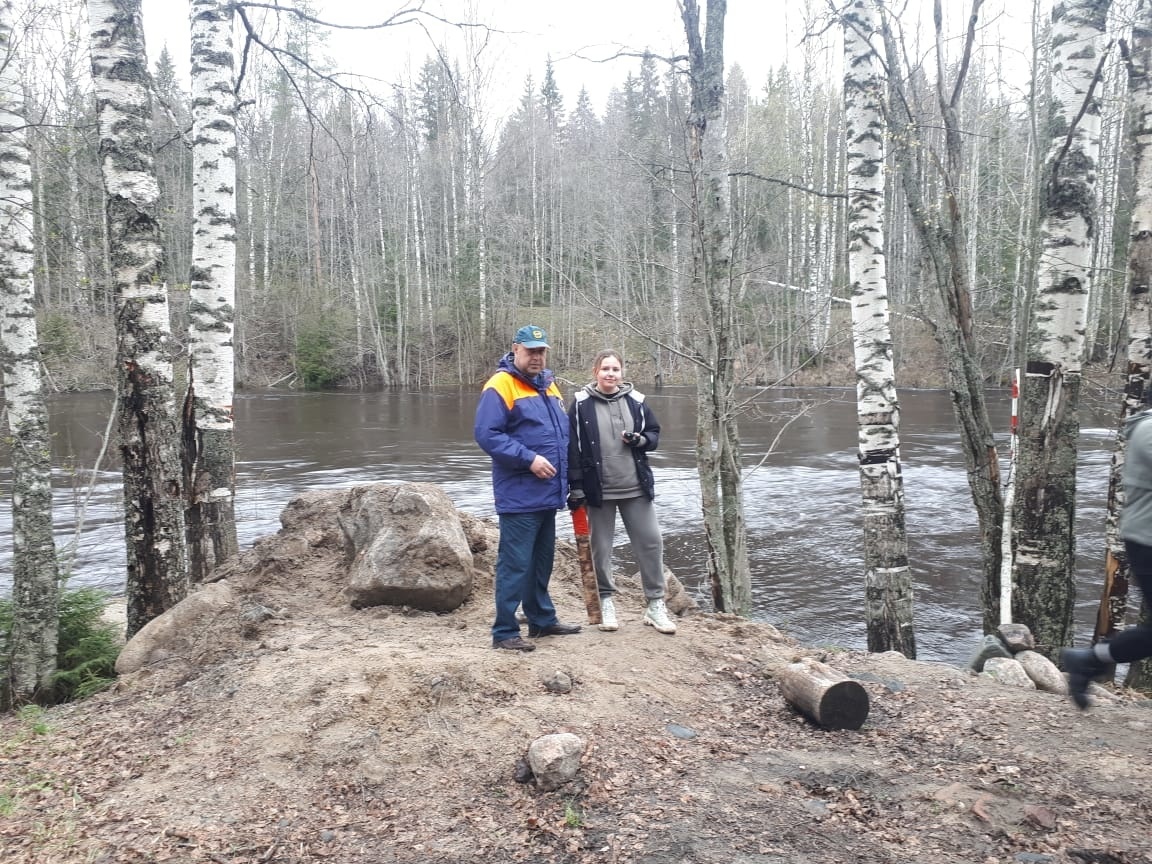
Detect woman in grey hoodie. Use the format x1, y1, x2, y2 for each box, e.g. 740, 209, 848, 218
566, 350, 676, 634
1063, 403, 1152, 708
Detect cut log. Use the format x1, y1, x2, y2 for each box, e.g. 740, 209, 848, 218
776, 658, 870, 730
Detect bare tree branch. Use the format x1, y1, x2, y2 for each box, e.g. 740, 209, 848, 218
730, 171, 847, 199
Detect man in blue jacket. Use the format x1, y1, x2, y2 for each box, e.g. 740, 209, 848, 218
475, 325, 581, 651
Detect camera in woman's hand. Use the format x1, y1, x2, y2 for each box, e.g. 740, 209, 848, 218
622, 431, 641, 445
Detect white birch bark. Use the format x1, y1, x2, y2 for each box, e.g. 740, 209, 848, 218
0, 0, 58, 704
843, 0, 915, 657
1087, 16, 1128, 352
1012, 0, 1111, 653
185, 0, 239, 582
89, 0, 187, 637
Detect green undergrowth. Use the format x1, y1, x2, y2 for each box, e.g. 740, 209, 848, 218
0, 587, 121, 709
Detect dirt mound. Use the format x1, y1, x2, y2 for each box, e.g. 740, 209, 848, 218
3, 500, 1152, 863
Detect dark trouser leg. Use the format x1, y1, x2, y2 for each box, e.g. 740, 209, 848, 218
493, 513, 540, 642
1112, 541, 1152, 664
524, 510, 558, 627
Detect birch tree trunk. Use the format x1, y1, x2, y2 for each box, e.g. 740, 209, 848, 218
184, 0, 239, 583
681, 0, 751, 614
882, 1, 1005, 633
89, 0, 187, 637
1100, 4, 1152, 689
1012, 0, 1111, 654
1, 0, 59, 706
843, 0, 915, 657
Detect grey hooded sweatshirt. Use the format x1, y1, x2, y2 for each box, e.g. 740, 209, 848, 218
1121, 410, 1152, 547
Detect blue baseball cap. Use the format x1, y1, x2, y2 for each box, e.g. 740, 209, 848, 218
513, 325, 549, 348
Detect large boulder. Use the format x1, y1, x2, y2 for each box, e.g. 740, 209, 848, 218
339, 483, 474, 612
981, 657, 1036, 690
1015, 650, 1068, 695
115, 580, 235, 675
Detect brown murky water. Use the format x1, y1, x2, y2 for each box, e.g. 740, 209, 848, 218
0, 386, 1117, 664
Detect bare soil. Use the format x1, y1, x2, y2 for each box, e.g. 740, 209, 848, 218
3, 515, 1152, 864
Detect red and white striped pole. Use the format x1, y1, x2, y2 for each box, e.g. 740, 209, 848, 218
1010, 371, 1019, 436
999, 369, 1020, 625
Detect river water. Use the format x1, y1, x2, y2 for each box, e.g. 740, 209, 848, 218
0, 387, 1117, 665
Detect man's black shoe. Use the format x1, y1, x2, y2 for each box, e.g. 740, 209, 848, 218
1061, 647, 1106, 710
493, 636, 536, 652
527, 622, 582, 638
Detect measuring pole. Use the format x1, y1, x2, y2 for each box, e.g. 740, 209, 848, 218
999, 369, 1019, 625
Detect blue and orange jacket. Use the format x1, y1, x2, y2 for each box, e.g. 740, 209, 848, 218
474, 353, 570, 514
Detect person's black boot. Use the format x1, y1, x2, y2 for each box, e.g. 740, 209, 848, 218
1061, 647, 1107, 710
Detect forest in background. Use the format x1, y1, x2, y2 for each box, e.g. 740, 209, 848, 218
17, 0, 1135, 393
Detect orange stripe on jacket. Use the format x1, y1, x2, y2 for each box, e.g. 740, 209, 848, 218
484, 371, 563, 410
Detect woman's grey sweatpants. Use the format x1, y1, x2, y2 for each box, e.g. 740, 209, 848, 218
587, 495, 666, 600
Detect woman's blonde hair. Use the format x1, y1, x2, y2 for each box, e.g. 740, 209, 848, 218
591, 349, 623, 373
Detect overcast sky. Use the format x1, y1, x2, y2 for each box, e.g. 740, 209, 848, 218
140, 0, 1035, 116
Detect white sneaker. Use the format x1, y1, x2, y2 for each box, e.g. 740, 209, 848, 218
643, 598, 676, 634
599, 597, 619, 631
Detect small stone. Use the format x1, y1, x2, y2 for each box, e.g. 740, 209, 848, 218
527, 733, 585, 791
319, 830, 336, 843
513, 758, 533, 784
1023, 805, 1056, 830
540, 670, 573, 694
803, 799, 829, 817
666, 723, 698, 740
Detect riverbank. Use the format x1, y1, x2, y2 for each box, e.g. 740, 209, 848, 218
3, 492, 1152, 863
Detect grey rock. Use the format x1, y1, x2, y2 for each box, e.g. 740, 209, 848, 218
1015, 650, 1067, 694
340, 483, 474, 612
998, 623, 1036, 653
803, 800, 829, 817
663, 571, 698, 616
981, 657, 1036, 689
666, 723, 698, 740
527, 732, 585, 791
239, 601, 277, 623
513, 758, 534, 784
540, 670, 573, 694
968, 634, 1012, 672
848, 672, 905, 692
